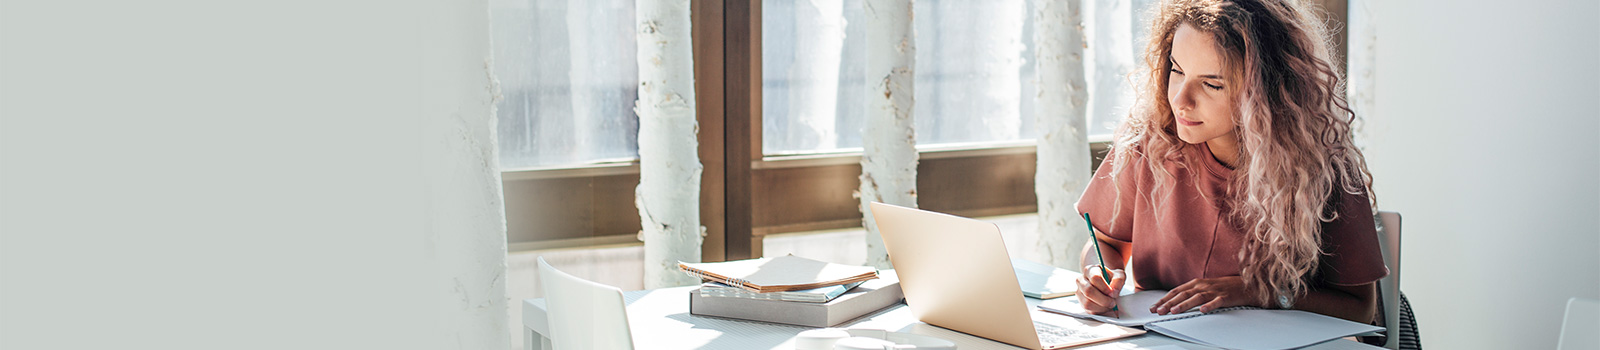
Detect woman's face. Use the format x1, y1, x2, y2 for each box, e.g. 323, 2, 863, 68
1166, 23, 1238, 145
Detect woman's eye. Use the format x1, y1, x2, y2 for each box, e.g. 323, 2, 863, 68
1203, 82, 1223, 90
1170, 68, 1184, 75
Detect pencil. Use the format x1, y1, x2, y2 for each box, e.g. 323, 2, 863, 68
1082, 213, 1118, 313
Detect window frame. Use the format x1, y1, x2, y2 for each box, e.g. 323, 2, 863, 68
499, 0, 1348, 263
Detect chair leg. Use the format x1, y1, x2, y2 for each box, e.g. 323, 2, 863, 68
525, 327, 550, 350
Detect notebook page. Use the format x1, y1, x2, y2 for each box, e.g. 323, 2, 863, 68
1144, 309, 1383, 350
1036, 290, 1203, 327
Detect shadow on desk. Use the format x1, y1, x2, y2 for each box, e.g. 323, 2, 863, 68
658, 312, 803, 349
658, 297, 915, 350
526, 286, 1381, 350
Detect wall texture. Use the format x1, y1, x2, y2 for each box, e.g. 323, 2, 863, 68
422, 0, 512, 348
1368, 0, 1599, 349
1, 0, 509, 349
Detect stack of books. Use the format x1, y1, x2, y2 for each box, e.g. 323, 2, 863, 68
679, 255, 903, 327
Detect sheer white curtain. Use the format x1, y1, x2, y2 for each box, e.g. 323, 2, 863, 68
491, 0, 640, 170
763, 0, 1045, 156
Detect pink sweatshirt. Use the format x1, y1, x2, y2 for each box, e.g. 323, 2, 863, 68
1076, 142, 1388, 292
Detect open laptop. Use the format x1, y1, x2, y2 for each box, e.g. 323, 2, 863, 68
869, 202, 1144, 350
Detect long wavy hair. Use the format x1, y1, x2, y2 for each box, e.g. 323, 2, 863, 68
1107, 0, 1376, 304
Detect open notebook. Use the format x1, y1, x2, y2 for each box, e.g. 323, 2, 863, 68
1039, 290, 1382, 350
678, 255, 878, 293
1038, 290, 1200, 326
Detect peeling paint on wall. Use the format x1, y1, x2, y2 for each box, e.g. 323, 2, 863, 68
1032, 0, 1093, 271
422, 0, 510, 348
860, 0, 917, 270
635, 0, 703, 289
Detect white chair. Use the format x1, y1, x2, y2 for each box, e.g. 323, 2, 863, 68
1373, 211, 1420, 350
538, 257, 634, 350
1557, 297, 1598, 350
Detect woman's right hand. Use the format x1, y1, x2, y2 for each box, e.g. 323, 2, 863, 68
1075, 264, 1126, 315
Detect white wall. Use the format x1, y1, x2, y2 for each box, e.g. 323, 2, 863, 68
1, 1, 509, 349
1369, 0, 1599, 348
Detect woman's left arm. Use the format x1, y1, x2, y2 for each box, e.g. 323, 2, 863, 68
1292, 281, 1378, 323
1151, 276, 1378, 324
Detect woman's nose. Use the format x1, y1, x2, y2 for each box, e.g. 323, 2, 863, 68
1170, 84, 1194, 113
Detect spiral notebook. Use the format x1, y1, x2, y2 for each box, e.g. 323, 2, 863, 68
1037, 290, 1203, 326
678, 255, 879, 293
1038, 290, 1382, 350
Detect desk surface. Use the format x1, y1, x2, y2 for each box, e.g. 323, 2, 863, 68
523, 286, 1381, 350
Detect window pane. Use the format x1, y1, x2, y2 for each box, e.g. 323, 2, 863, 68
914, 0, 1037, 146
762, 0, 1041, 156
491, 0, 640, 169
762, 0, 857, 155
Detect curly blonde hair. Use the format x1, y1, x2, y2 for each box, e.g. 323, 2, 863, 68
1107, 0, 1376, 305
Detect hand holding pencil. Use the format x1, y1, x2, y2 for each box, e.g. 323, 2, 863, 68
1075, 213, 1126, 316
1075, 265, 1126, 316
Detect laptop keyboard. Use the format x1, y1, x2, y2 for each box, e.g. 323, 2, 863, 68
1034, 320, 1103, 346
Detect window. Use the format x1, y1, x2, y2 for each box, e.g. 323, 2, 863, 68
762, 0, 1042, 156
761, 0, 1142, 157
491, 0, 640, 170
493, 0, 1349, 253
491, 1, 1141, 254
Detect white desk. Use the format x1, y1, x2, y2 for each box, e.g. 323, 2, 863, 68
523, 286, 1381, 350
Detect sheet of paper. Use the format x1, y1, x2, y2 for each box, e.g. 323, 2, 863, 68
1037, 290, 1202, 327
1144, 309, 1384, 350
1299, 339, 1387, 350
1070, 343, 1191, 350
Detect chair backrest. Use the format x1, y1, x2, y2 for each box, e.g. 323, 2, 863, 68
538, 257, 634, 350
1557, 297, 1598, 350
1373, 211, 1403, 350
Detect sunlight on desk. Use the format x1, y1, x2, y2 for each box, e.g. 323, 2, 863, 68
523, 286, 1384, 350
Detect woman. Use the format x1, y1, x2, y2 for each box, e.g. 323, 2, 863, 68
1072, 0, 1387, 325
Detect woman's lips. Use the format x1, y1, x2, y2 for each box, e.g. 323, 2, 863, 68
1177, 116, 1202, 126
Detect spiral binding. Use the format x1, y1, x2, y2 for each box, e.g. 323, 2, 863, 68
679, 263, 760, 292
678, 261, 876, 293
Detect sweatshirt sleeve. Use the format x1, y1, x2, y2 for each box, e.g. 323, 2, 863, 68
1316, 189, 1390, 286
1075, 149, 1143, 243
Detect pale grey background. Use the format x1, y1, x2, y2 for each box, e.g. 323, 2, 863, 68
1367, 0, 1599, 349
2, 0, 500, 349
